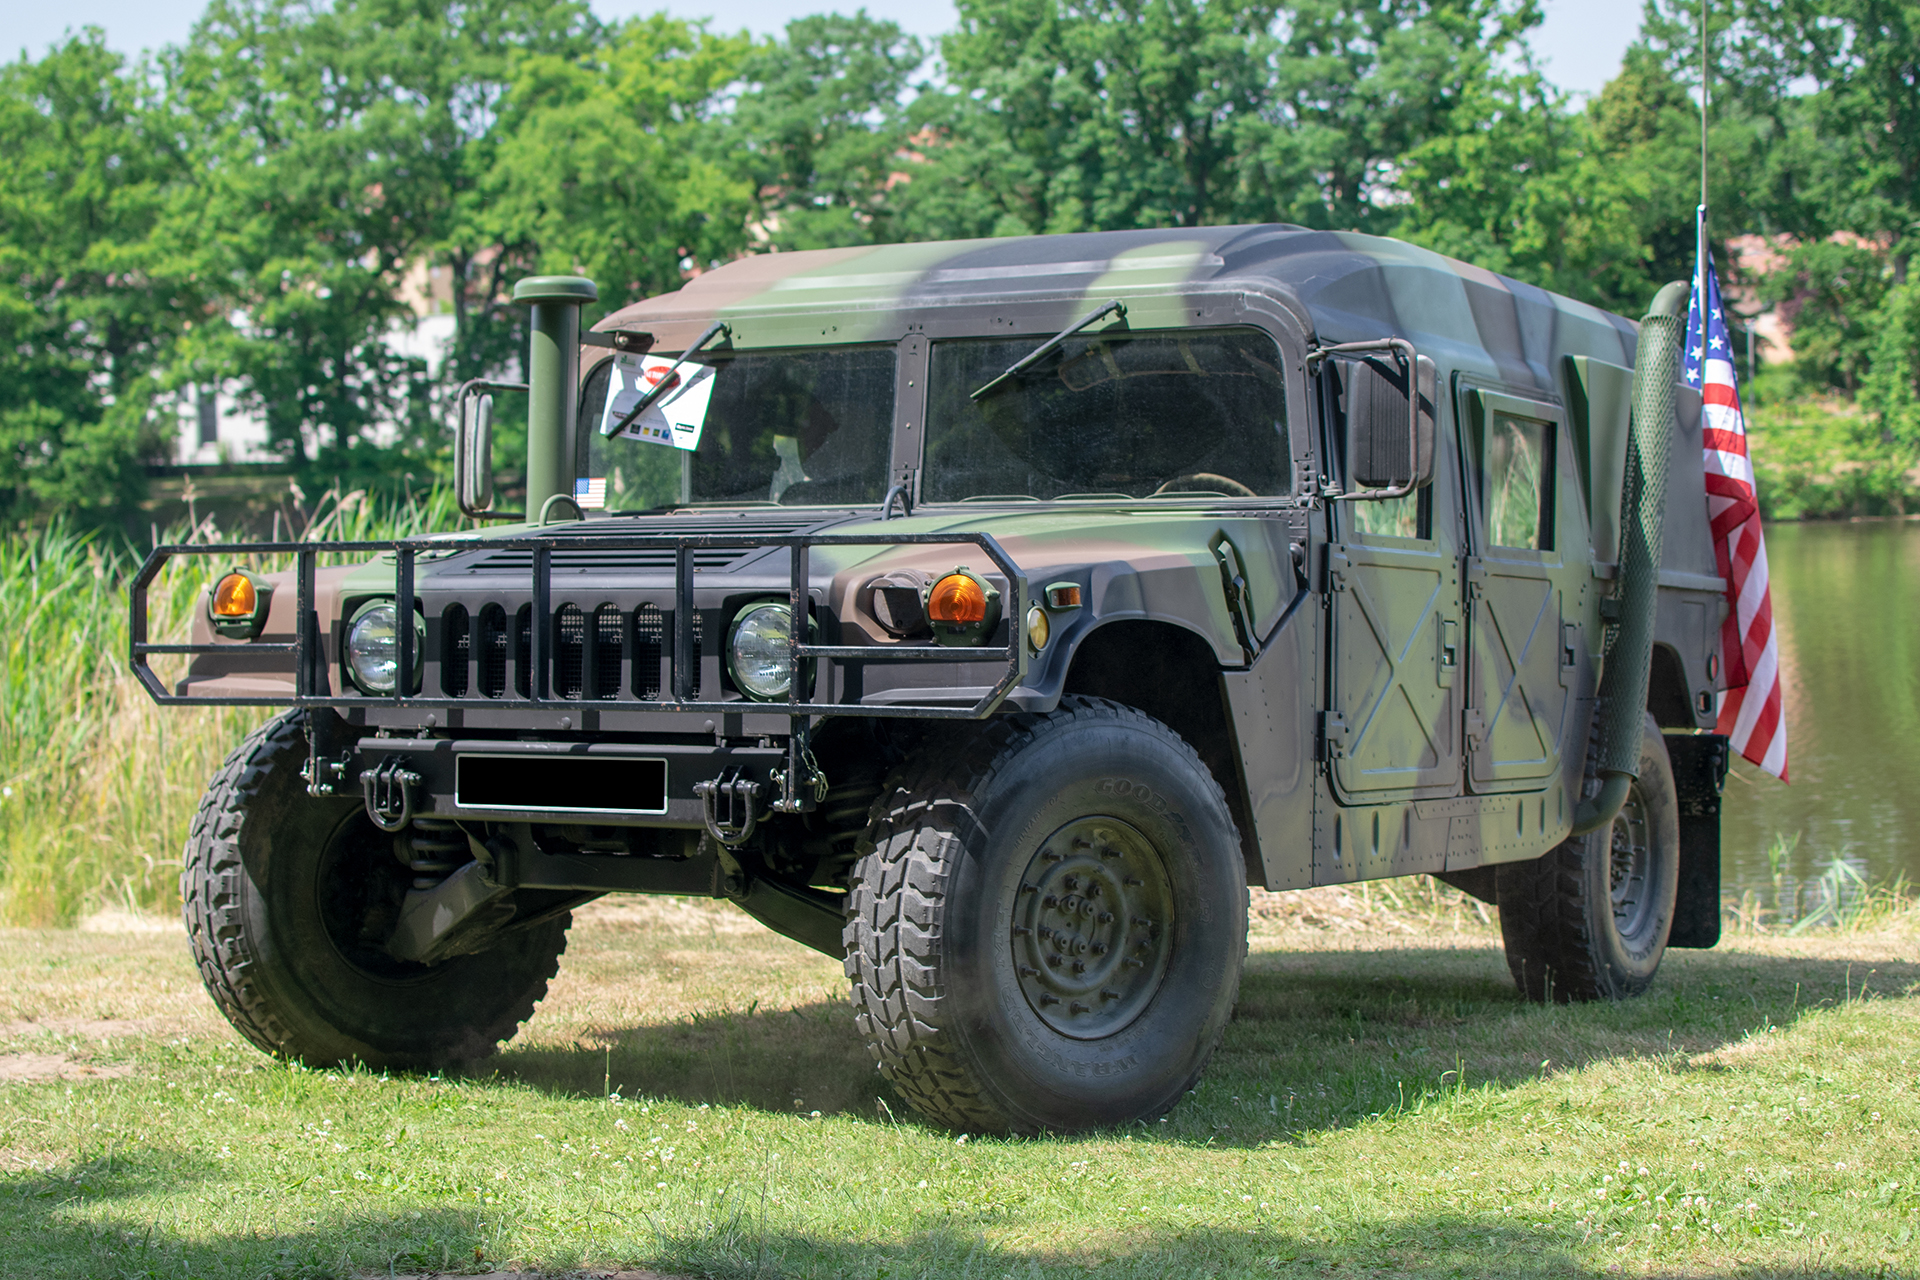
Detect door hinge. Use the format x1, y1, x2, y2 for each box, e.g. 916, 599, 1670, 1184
1327, 545, 1351, 593
1319, 711, 1349, 760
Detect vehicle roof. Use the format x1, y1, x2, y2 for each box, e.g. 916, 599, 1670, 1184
596, 224, 1640, 391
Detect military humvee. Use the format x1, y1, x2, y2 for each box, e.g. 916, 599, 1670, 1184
136, 225, 1731, 1133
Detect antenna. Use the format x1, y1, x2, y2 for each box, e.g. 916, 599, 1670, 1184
1698, 0, 1710, 291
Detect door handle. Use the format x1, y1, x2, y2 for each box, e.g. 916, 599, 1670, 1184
1210, 531, 1258, 663
1439, 618, 1459, 687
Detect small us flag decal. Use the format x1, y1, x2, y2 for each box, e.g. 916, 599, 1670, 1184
575, 476, 607, 509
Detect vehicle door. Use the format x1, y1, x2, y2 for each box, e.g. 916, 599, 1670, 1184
1459, 386, 1581, 791
1323, 358, 1464, 803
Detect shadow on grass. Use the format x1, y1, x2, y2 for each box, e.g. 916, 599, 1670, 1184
0, 1151, 1895, 1280
483, 941, 1918, 1145
0, 1147, 490, 1278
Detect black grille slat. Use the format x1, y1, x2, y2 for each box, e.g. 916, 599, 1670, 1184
479, 604, 507, 698
592, 605, 622, 700
514, 604, 533, 699
633, 604, 663, 700
441, 605, 469, 698
554, 604, 586, 700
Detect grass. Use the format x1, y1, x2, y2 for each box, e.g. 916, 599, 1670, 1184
0, 897, 1914, 1278
0, 487, 466, 926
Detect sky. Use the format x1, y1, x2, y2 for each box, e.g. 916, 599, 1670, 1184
10, 0, 1646, 97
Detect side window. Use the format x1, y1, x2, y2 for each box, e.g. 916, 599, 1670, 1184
1329, 357, 1431, 540
1484, 411, 1553, 550
1350, 489, 1429, 539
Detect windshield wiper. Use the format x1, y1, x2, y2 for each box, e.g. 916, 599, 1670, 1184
601, 319, 731, 437
969, 300, 1127, 401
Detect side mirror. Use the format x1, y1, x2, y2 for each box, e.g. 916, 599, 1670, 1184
459, 393, 494, 514
1343, 350, 1436, 493
455, 378, 526, 521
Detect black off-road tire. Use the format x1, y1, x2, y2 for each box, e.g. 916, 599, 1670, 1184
181, 711, 569, 1069
843, 697, 1247, 1133
1495, 713, 1680, 1003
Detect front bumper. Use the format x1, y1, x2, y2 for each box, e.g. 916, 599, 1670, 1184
350, 734, 782, 831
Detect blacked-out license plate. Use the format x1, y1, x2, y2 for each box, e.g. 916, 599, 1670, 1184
454, 754, 669, 815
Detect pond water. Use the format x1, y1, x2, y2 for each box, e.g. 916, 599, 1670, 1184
1716, 518, 1920, 918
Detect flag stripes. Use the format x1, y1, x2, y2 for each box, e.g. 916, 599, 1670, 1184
1682, 215, 1788, 780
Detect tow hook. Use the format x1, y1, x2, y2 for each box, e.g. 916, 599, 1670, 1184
694, 768, 762, 847
361, 756, 422, 832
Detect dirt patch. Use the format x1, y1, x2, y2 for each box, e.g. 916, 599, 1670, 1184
385, 1272, 684, 1280
77, 908, 182, 934
571, 896, 763, 937
0, 1052, 134, 1083
0, 1018, 151, 1042
1249, 884, 1493, 934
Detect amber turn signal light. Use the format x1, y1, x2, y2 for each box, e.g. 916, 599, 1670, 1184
927, 573, 988, 625
208, 570, 273, 639
212, 573, 256, 618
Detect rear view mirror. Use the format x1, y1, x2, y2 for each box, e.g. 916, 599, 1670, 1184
454, 378, 526, 521
1341, 350, 1437, 494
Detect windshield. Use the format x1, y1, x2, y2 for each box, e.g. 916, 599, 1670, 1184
581, 345, 895, 509
923, 327, 1291, 502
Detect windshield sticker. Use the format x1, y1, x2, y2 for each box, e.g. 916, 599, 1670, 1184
600, 352, 718, 451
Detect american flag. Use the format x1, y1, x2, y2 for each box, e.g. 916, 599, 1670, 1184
1683, 216, 1788, 780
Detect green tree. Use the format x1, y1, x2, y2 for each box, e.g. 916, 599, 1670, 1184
730, 12, 926, 250
0, 33, 179, 524
157, 0, 598, 476
895, 0, 1550, 241
1396, 41, 1744, 314
475, 12, 753, 313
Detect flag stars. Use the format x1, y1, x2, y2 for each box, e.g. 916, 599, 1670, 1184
1709, 335, 1724, 350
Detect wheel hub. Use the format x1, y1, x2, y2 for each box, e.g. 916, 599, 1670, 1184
1608, 787, 1653, 940
1010, 816, 1173, 1039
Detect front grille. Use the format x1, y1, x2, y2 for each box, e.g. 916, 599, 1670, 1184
442, 604, 469, 698
431, 600, 709, 702
555, 605, 586, 699
634, 604, 663, 700
592, 605, 622, 700
514, 605, 533, 699
479, 604, 508, 698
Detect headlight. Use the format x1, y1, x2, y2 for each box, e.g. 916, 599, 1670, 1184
728, 601, 803, 701
345, 601, 417, 695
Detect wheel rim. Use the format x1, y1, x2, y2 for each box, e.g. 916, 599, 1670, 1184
1010, 816, 1174, 1040
1608, 785, 1655, 942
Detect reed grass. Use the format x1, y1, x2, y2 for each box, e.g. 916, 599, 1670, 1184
0, 487, 467, 925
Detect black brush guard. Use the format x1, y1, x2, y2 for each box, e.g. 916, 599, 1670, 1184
131, 529, 1027, 814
